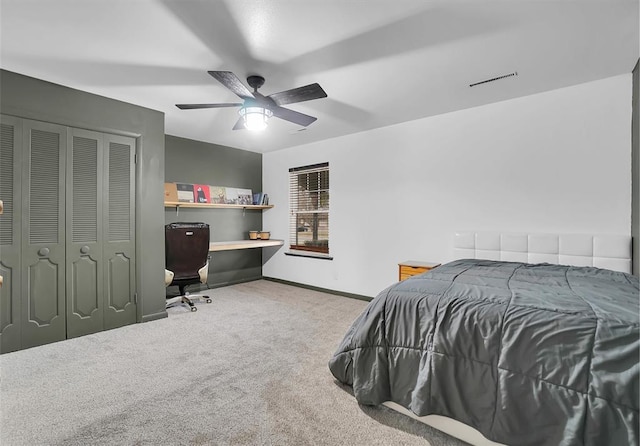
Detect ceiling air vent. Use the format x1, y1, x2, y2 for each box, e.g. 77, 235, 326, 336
469, 72, 518, 88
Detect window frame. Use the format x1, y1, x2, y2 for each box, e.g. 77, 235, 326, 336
288, 162, 330, 257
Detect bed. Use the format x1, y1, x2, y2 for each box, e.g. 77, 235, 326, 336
329, 232, 639, 446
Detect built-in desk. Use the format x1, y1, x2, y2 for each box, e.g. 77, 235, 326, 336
209, 239, 284, 252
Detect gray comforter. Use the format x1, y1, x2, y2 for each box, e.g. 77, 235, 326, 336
329, 259, 639, 445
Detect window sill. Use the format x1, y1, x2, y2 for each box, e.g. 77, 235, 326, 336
285, 250, 333, 260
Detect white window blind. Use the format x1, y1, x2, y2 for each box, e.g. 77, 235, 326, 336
289, 162, 329, 254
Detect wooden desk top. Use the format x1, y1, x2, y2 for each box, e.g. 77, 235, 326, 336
209, 239, 284, 252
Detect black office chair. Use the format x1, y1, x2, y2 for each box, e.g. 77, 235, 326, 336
165, 222, 212, 312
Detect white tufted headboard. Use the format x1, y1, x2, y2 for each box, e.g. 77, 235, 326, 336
453, 232, 632, 274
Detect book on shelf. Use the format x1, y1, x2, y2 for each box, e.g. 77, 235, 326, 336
236, 188, 253, 206
252, 192, 264, 205
224, 187, 239, 204
164, 183, 178, 202
252, 192, 270, 206
193, 184, 210, 203
209, 186, 226, 204
176, 183, 195, 202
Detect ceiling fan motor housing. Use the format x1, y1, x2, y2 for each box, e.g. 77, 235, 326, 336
247, 75, 265, 91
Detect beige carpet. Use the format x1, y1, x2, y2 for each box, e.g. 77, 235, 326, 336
0, 280, 468, 446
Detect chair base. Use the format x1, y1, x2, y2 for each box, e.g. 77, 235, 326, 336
166, 287, 212, 312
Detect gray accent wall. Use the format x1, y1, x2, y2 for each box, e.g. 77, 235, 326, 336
633, 60, 639, 276
0, 69, 167, 322
164, 135, 264, 288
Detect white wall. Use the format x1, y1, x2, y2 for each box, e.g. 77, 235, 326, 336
263, 74, 633, 297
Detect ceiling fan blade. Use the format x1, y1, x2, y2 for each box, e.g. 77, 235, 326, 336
270, 105, 317, 127
268, 83, 327, 106
232, 117, 246, 130
208, 71, 254, 99
176, 103, 242, 110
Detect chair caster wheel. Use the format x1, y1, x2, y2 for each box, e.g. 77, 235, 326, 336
190, 306, 197, 312
206, 298, 212, 303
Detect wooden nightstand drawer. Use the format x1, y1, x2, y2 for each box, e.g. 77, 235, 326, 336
398, 261, 441, 281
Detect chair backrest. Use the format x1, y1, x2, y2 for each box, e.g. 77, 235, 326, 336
165, 222, 210, 279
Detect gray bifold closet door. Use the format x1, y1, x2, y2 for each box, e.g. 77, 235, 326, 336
21, 119, 67, 349
66, 128, 136, 339
0, 115, 136, 353
0, 115, 23, 353
102, 133, 136, 332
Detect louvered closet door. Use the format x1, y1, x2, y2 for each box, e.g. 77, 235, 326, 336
21, 120, 67, 349
103, 134, 136, 330
0, 115, 23, 353
66, 129, 104, 338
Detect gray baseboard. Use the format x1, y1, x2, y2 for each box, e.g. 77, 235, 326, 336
208, 275, 264, 289
263, 277, 373, 302
165, 275, 264, 298
142, 311, 168, 323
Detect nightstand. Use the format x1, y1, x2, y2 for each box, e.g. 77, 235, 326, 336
398, 260, 441, 281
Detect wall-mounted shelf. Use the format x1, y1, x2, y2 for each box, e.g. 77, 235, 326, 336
164, 201, 273, 210
164, 201, 273, 216
209, 239, 284, 252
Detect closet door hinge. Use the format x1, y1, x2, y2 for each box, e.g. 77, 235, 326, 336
134, 293, 138, 304
134, 153, 138, 164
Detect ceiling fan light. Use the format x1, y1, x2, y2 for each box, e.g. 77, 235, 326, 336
239, 106, 273, 131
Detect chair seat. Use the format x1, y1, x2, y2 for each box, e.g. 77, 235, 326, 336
170, 273, 201, 283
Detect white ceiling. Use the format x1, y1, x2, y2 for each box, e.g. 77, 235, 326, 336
1, 0, 638, 153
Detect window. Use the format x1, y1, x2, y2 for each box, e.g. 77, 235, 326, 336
289, 162, 329, 255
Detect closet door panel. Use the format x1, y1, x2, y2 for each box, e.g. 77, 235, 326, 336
66, 129, 104, 338
0, 115, 22, 353
103, 134, 136, 329
21, 120, 66, 349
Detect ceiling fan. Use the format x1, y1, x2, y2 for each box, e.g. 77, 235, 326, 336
176, 71, 327, 131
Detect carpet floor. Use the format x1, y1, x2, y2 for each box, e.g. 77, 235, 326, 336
0, 280, 468, 446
